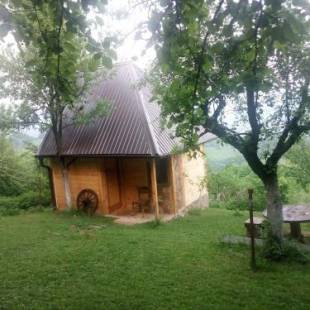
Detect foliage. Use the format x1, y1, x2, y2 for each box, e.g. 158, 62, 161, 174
148, 0, 310, 239
0, 0, 117, 208
0, 190, 51, 216
283, 138, 310, 191
205, 139, 244, 171
207, 137, 310, 210
0, 134, 47, 196
207, 162, 309, 212
0, 0, 116, 151
0, 103, 15, 133
0, 208, 309, 308
149, 0, 310, 161
208, 164, 267, 211
262, 221, 308, 263
0, 134, 51, 213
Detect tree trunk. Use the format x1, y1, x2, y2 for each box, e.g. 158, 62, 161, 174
263, 173, 283, 241
60, 160, 72, 209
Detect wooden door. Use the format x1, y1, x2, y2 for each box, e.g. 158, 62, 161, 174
106, 167, 121, 212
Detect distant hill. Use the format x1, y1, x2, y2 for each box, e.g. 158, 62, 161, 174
205, 134, 310, 171
205, 139, 245, 171
9, 132, 43, 150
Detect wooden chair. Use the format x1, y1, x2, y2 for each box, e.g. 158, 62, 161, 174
132, 187, 152, 215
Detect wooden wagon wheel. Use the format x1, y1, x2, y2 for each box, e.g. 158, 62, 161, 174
77, 189, 98, 215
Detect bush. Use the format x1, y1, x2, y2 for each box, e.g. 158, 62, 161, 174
261, 221, 308, 264
207, 163, 298, 212
0, 190, 51, 215
208, 164, 266, 211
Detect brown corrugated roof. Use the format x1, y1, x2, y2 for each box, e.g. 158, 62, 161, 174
38, 62, 215, 157
38, 63, 171, 157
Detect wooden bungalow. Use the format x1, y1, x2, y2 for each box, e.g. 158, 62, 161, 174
38, 63, 212, 217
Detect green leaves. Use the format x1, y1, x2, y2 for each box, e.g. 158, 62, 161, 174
0, 0, 115, 154
283, 139, 310, 191
73, 98, 110, 125
149, 0, 310, 176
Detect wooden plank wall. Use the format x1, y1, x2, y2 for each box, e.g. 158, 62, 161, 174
51, 158, 154, 214
171, 155, 186, 210
50, 155, 190, 215
51, 159, 108, 214
171, 145, 208, 210
104, 159, 121, 211
121, 158, 148, 209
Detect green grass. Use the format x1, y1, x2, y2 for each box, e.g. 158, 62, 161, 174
0, 209, 309, 309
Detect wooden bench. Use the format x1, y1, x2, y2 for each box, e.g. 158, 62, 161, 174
244, 217, 264, 238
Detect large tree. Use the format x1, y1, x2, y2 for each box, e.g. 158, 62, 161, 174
148, 0, 310, 242
0, 0, 115, 208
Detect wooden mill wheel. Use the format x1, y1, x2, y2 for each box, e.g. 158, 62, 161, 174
77, 189, 98, 215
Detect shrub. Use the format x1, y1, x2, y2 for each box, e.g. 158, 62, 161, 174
262, 237, 308, 264
0, 207, 21, 216
261, 221, 308, 264
0, 190, 51, 215
16, 191, 50, 210
208, 164, 266, 211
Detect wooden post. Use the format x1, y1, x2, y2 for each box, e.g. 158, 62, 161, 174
150, 158, 160, 220
116, 159, 124, 207
248, 189, 256, 271
169, 156, 177, 214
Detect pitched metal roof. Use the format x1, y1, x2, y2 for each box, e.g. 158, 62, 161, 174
38, 62, 215, 158
38, 63, 170, 157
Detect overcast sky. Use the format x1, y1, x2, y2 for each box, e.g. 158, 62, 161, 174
108, 0, 155, 69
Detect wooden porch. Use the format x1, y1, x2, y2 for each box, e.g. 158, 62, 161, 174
51, 156, 177, 218
106, 157, 177, 218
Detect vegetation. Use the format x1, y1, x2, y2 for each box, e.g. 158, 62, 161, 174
205, 139, 244, 171
207, 138, 310, 212
208, 164, 268, 211
0, 0, 116, 208
0, 208, 309, 309
148, 0, 310, 244
284, 138, 310, 191
0, 134, 50, 214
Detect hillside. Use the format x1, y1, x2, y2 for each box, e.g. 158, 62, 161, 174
205, 139, 244, 171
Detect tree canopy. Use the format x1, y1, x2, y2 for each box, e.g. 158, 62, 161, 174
148, 0, 310, 241
0, 0, 115, 147
0, 0, 116, 207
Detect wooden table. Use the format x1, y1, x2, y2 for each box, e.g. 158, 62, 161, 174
263, 205, 310, 242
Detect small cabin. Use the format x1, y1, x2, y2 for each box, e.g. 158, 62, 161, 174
38, 63, 211, 217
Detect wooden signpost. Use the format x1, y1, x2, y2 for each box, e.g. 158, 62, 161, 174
248, 189, 256, 271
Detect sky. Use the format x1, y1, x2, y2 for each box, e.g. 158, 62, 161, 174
0, 0, 155, 137
106, 0, 155, 69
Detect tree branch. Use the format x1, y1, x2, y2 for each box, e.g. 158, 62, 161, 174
211, 95, 226, 121
192, 0, 224, 100
246, 88, 260, 144
245, 0, 263, 148
205, 118, 244, 152
267, 77, 309, 166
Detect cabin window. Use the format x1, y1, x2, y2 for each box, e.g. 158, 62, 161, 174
156, 158, 169, 184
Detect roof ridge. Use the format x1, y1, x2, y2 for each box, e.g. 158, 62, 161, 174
128, 63, 160, 156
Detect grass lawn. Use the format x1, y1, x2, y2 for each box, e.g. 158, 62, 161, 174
0, 208, 309, 309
